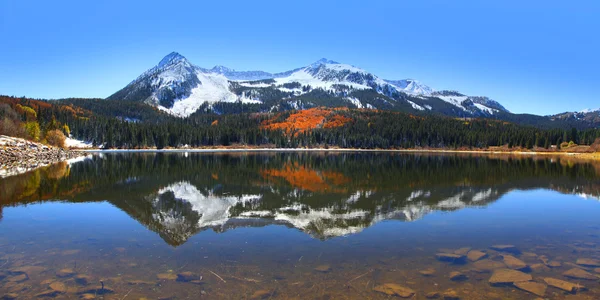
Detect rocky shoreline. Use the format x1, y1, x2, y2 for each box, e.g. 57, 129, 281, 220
0, 135, 88, 178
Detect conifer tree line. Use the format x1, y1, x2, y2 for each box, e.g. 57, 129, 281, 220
2, 96, 599, 150
66, 109, 600, 150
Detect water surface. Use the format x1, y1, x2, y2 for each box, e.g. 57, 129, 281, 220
1, 152, 600, 299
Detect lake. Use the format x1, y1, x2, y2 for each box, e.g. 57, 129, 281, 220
1, 152, 600, 299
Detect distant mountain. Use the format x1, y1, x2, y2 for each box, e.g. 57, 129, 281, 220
551, 108, 600, 127
107, 52, 510, 118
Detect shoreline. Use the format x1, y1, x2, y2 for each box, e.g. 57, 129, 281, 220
78, 147, 600, 160
0, 135, 89, 178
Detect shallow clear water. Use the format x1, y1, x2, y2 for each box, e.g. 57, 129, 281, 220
1, 152, 600, 299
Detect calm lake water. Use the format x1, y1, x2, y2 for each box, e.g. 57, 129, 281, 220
1, 152, 600, 299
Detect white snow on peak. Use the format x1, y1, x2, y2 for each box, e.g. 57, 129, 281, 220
158, 52, 188, 68
321, 63, 367, 74
309, 58, 340, 67
155, 181, 262, 228
157, 71, 261, 117
580, 108, 600, 114
577, 193, 600, 201
238, 81, 273, 88
210, 65, 235, 73
273, 69, 372, 91
471, 189, 494, 202
387, 79, 434, 96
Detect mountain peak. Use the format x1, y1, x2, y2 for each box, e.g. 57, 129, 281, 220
210, 65, 235, 73
580, 108, 600, 114
158, 52, 188, 68
311, 58, 339, 67
386, 79, 434, 96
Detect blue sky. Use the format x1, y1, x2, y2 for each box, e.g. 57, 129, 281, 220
0, 0, 598, 115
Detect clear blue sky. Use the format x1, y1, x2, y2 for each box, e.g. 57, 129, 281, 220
1, 0, 598, 115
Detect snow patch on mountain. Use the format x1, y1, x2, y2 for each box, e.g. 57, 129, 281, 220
345, 97, 364, 108
386, 79, 434, 95
580, 108, 600, 114
436, 95, 469, 109
155, 181, 262, 228
474, 103, 497, 114
157, 72, 261, 117
274, 69, 372, 91
238, 81, 273, 88
408, 100, 425, 111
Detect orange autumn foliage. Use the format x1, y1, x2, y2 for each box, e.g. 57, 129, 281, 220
323, 114, 352, 129
261, 161, 348, 192
261, 107, 352, 136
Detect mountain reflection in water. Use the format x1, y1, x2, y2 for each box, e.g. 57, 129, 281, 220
1, 152, 599, 247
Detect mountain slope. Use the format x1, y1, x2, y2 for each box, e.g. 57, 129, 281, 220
107, 52, 508, 118
551, 108, 600, 127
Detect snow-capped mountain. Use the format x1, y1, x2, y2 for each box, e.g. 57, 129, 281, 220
207, 65, 273, 81
550, 107, 600, 126
133, 181, 504, 243
385, 79, 434, 95
108, 52, 510, 118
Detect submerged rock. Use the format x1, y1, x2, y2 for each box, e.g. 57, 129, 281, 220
562, 268, 599, 280
514, 281, 546, 297
576, 258, 600, 267
79, 285, 115, 295
75, 274, 92, 285
177, 271, 202, 282
56, 268, 76, 278
488, 269, 532, 285
490, 245, 520, 254
373, 283, 415, 298
436, 253, 466, 264
128, 279, 155, 285
473, 259, 506, 272
251, 289, 275, 299
529, 263, 550, 273
314, 265, 332, 273
545, 261, 561, 268
157, 273, 178, 280
426, 291, 440, 299
442, 289, 460, 300
453, 247, 471, 256
34, 290, 59, 298
10, 265, 46, 277
419, 268, 436, 277
7, 274, 28, 283
543, 277, 584, 293
466, 250, 487, 262
501, 255, 528, 270
449, 271, 468, 281
49, 281, 67, 293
